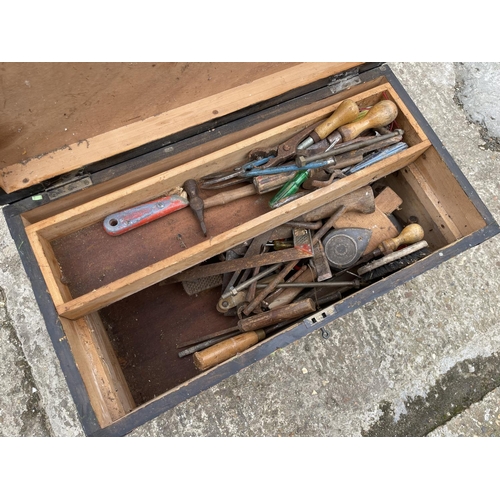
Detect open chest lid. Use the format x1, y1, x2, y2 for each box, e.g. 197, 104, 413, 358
0, 62, 381, 204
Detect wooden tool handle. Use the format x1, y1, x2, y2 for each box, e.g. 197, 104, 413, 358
294, 186, 374, 222
378, 223, 425, 254
314, 99, 360, 140
193, 330, 266, 371
338, 100, 398, 142
253, 172, 296, 194
238, 298, 316, 331
203, 184, 257, 208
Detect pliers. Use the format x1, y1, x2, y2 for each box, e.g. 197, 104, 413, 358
199, 156, 274, 189
199, 121, 320, 190
247, 122, 318, 169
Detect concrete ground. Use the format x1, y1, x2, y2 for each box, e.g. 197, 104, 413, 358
1, 62, 499, 438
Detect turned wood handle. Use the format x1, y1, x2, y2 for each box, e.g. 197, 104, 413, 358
253, 172, 296, 194
193, 330, 266, 371
203, 184, 257, 208
338, 100, 398, 142
314, 99, 360, 141
238, 298, 316, 331
378, 223, 425, 254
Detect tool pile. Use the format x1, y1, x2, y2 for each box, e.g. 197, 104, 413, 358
102, 98, 431, 371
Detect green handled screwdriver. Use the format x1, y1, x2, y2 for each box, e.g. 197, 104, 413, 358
269, 170, 310, 209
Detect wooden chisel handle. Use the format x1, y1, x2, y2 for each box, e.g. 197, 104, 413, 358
238, 298, 316, 331
203, 184, 257, 208
338, 100, 398, 142
377, 223, 425, 255
193, 330, 266, 371
313, 99, 360, 141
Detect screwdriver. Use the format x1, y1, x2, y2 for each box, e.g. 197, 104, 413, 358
297, 99, 360, 150
269, 170, 309, 209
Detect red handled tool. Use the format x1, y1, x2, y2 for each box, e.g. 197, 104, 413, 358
103, 195, 189, 236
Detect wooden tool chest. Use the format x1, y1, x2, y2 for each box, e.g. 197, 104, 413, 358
2, 62, 499, 436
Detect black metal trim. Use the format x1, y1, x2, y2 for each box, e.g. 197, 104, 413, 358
2, 206, 101, 436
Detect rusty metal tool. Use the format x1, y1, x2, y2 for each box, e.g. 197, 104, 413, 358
311, 240, 332, 281
345, 142, 409, 174
232, 230, 274, 289
328, 224, 426, 280
221, 230, 274, 302
322, 228, 372, 269
219, 263, 282, 300
247, 122, 318, 170
183, 179, 207, 236
256, 280, 362, 288
265, 187, 376, 300
220, 242, 250, 293
284, 220, 323, 230
180, 298, 316, 362
177, 325, 241, 350
263, 265, 314, 309
241, 228, 313, 315
184, 180, 260, 236
182, 274, 223, 296
357, 240, 429, 276
242, 193, 373, 315
200, 156, 336, 190
162, 245, 314, 285
199, 156, 274, 189
297, 99, 360, 150
295, 129, 404, 167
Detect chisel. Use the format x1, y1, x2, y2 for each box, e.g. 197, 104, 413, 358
192, 298, 317, 370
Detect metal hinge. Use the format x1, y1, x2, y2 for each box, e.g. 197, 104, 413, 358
45, 171, 93, 200
303, 304, 336, 328
327, 68, 362, 95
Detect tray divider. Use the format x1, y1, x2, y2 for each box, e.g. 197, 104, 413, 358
56, 141, 431, 320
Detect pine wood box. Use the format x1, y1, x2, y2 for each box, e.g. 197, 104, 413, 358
2, 62, 498, 436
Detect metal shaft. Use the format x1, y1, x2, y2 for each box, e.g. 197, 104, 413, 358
183, 179, 207, 236
256, 281, 360, 288
220, 263, 282, 299
296, 129, 404, 167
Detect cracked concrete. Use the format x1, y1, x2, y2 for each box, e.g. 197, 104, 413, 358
0, 286, 51, 436
1, 62, 499, 437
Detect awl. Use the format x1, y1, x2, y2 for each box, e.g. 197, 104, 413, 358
297, 99, 360, 150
